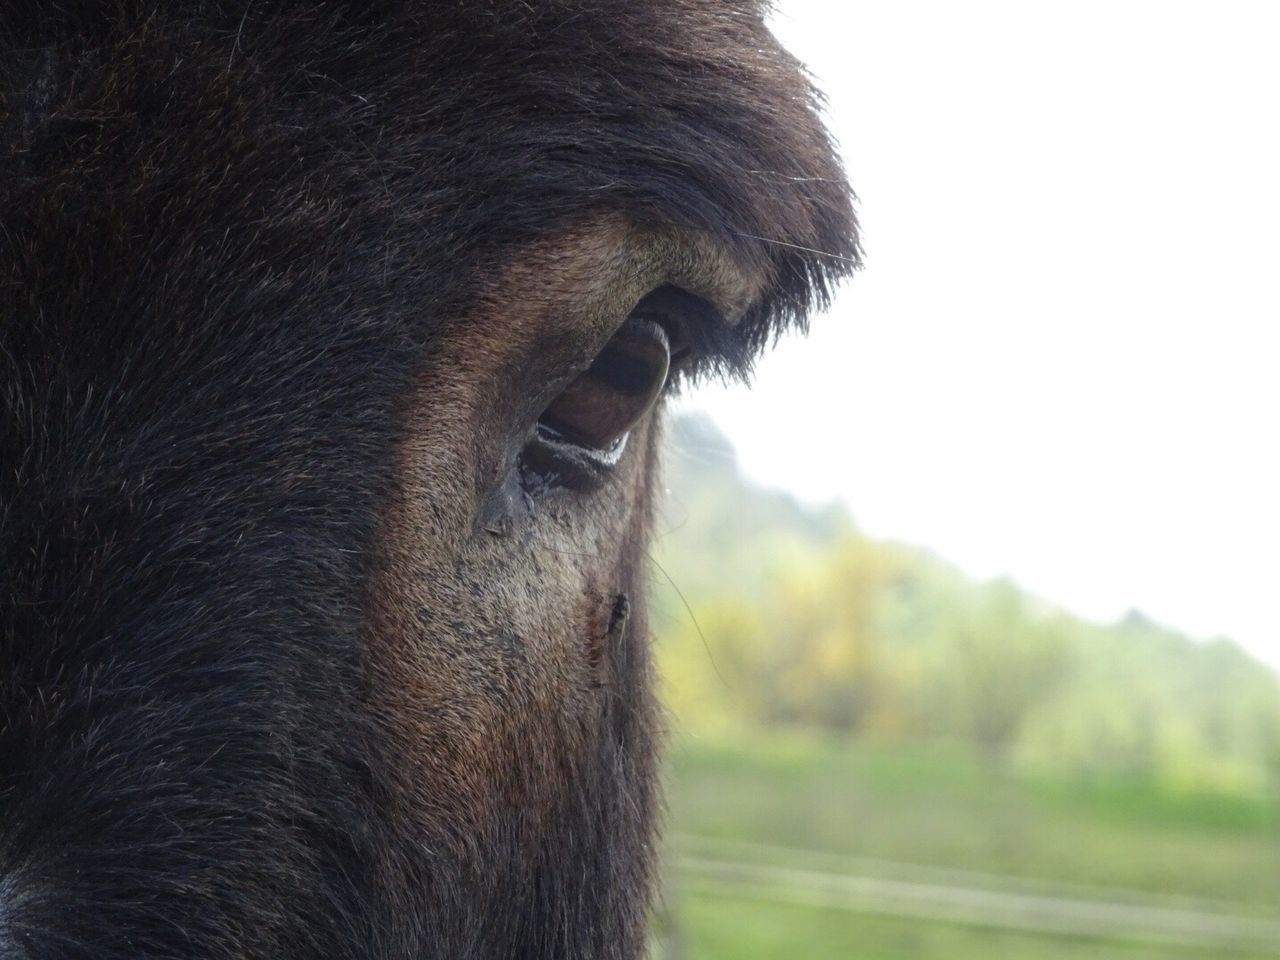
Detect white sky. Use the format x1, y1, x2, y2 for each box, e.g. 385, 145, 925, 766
680, 0, 1280, 665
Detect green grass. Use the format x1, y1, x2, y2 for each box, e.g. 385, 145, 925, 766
668, 894, 1280, 960
657, 731, 1280, 958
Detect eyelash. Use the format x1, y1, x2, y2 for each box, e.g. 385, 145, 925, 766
635, 285, 751, 388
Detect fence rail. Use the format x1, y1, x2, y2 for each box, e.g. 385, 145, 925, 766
669, 835, 1280, 952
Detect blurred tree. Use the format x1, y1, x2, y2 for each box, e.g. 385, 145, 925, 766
654, 413, 1280, 795
945, 580, 1072, 767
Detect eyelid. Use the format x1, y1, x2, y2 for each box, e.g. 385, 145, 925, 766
628, 285, 751, 385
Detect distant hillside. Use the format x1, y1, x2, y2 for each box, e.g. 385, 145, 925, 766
653, 413, 1280, 796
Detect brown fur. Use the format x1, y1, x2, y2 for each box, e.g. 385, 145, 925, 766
365, 217, 760, 868
0, 3, 858, 957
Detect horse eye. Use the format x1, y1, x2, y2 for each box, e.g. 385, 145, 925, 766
540, 318, 671, 450
520, 310, 672, 490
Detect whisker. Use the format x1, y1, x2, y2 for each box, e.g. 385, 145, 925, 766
728, 231, 862, 266
648, 552, 729, 690
742, 171, 847, 185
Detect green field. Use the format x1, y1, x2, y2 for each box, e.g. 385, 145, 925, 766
655, 733, 1280, 959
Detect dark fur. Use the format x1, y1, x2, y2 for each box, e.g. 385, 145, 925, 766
0, 2, 857, 957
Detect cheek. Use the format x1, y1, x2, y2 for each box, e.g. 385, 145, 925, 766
361, 357, 661, 845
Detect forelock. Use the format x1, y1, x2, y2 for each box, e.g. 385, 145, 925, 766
2, 0, 859, 357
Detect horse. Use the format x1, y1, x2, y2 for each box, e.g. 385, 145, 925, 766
0, 2, 858, 956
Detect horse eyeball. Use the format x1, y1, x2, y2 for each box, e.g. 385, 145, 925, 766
539, 317, 671, 452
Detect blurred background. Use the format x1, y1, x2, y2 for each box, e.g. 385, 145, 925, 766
650, 2, 1280, 957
